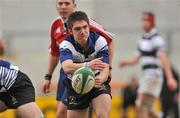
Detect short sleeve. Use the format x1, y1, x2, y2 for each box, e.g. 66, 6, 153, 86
95, 36, 109, 64
0, 60, 11, 68
59, 41, 74, 63
153, 36, 166, 54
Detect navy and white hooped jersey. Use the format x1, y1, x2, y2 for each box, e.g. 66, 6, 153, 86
59, 31, 109, 79
0, 60, 19, 92
137, 28, 166, 75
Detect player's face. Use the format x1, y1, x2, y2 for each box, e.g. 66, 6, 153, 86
56, 0, 76, 20
71, 20, 90, 46
142, 15, 153, 32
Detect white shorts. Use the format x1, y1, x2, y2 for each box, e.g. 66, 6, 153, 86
138, 75, 163, 97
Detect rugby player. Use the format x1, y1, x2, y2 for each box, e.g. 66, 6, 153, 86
0, 60, 44, 118
119, 12, 177, 118
60, 11, 111, 118
42, 0, 114, 118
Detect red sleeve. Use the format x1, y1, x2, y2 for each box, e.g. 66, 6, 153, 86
49, 22, 60, 57
89, 18, 113, 44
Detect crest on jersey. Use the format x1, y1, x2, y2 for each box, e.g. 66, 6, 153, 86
56, 27, 61, 34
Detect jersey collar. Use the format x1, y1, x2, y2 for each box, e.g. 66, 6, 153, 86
143, 28, 158, 39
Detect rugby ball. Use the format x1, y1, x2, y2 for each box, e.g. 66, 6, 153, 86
71, 67, 95, 94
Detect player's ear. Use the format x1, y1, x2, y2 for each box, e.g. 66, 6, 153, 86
74, 3, 76, 8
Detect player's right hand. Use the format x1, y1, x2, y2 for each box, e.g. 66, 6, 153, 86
89, 57, 105, 70
42, 80, 51, 94
167, 78, 177, 90
119, 60, 127, 68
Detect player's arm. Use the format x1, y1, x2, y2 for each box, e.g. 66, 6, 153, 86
61, 60, 83, 74
158, 52, 177, 90
119, 55, 140, 68
89, 18, 114, 66
94, 36, 110, 88
156, 37, 177, 90
62, 58, 106, 75
95, 63, 109, 88
45, 25, 60, 77
42, 26, 59, 93
47, 55, 59, 75
60, 41, 105, 74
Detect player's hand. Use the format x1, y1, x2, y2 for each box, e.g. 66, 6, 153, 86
89, 57, 105, 70
167, 78, 177, 90
119, 60, 127, 68
42, 80, 51, 94
94, 77, 105, 88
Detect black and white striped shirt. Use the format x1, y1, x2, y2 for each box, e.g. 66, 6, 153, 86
137, 28, 166, 76
0, 60, 19, 92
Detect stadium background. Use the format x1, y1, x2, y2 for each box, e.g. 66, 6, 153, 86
0, 0, 179, 117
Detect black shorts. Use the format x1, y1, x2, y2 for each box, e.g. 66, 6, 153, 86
64, 79, 111, 110
0, 71, 35, 109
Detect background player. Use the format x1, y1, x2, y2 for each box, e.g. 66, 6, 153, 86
42, 0, 114, 118
0, 60, 44, 118
60, 11, 111, 118
119, 12, 177, 118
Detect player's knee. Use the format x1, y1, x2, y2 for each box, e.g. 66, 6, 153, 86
56, 106, 67, 118
95, 108, 110, 118
96, 111, 109, 118
136, 99, 153, 111
56, 112, 66, 118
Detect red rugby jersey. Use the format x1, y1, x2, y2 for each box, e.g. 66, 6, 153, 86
49, 17, 113, 57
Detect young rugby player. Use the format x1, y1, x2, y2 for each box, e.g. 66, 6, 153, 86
60, 11, 111, 118
42, 0, 114, 117
0, 60, 44, 118
119, 12, 177, 118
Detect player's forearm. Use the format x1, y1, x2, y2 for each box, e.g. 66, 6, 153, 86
62, 60, 83, 74
125, 56, 140, 66
47, 55, 59, 75
159, 52, 173, 80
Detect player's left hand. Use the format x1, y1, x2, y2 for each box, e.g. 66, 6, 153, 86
167, 78, 177, 90
94, 77, 104, 88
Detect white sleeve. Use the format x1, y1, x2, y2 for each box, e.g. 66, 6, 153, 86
60, 40, 76, 53
95, 36, 108, 53
153, 36, 166, 54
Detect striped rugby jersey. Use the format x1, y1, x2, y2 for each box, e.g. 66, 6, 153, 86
137, 28, 166, 76
59, 31, 109, 80
0, 60, 19, 92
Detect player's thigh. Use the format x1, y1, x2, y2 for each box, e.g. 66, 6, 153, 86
67, 109, 88, 118
56, 101, 67, 117
17, 102, 43, 118
92, 94, 111, 117
0, 100, 8, 112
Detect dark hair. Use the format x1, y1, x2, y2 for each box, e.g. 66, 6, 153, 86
67, 11, 89, 29
143, 11, 155, 18
56, 0, 75, 4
